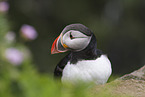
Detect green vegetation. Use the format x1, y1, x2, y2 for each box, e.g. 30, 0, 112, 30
0, 12, 130, 97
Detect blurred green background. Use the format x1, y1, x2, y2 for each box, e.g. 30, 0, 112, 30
0, 0, 145, 96
8, 0, 145, 75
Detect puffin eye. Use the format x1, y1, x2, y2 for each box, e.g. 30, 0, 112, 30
70, 32, 74, 39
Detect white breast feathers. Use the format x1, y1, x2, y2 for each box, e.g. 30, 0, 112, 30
61, 55, 112, 84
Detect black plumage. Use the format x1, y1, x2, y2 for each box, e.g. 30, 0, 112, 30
54, 34, 103, 78
52, 24, 112, 84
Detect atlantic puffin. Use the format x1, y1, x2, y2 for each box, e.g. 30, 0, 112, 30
51, 24, 112, 84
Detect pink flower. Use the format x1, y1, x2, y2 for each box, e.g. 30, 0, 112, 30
5, 48, 24, 65
20, 24, 38, 40
0, 1, 9, 13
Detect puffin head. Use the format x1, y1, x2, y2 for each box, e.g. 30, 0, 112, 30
51, 24, 93, 54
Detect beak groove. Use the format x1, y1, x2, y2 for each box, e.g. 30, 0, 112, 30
51, 35, 60, 54
51, 34, 68, 54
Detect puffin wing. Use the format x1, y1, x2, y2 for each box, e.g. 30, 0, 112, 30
54, 53, 71, 78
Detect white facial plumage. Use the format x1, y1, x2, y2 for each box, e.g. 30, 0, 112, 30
62, 30, 92, 51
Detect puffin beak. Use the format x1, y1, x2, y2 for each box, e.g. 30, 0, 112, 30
51, 34, 68, 54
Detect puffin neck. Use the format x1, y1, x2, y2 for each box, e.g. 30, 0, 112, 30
69, 34, 99, 64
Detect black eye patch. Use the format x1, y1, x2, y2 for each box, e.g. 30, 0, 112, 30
70, 32, 74, 39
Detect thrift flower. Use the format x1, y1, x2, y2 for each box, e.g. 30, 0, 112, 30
0, 1, 9, 13
20, 24, 38, 40
5, 48, 24, 65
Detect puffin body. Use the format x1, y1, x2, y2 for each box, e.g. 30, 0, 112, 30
51, 24, 112, 84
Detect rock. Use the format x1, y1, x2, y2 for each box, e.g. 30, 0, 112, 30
120, 65, 145, 81
93, 65, 145, 97
112, 65, 145, 97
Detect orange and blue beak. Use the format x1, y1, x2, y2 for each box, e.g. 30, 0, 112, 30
51, 34, 68, 54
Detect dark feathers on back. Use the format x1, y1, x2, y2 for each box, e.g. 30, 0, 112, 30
54, 34, 103, 78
